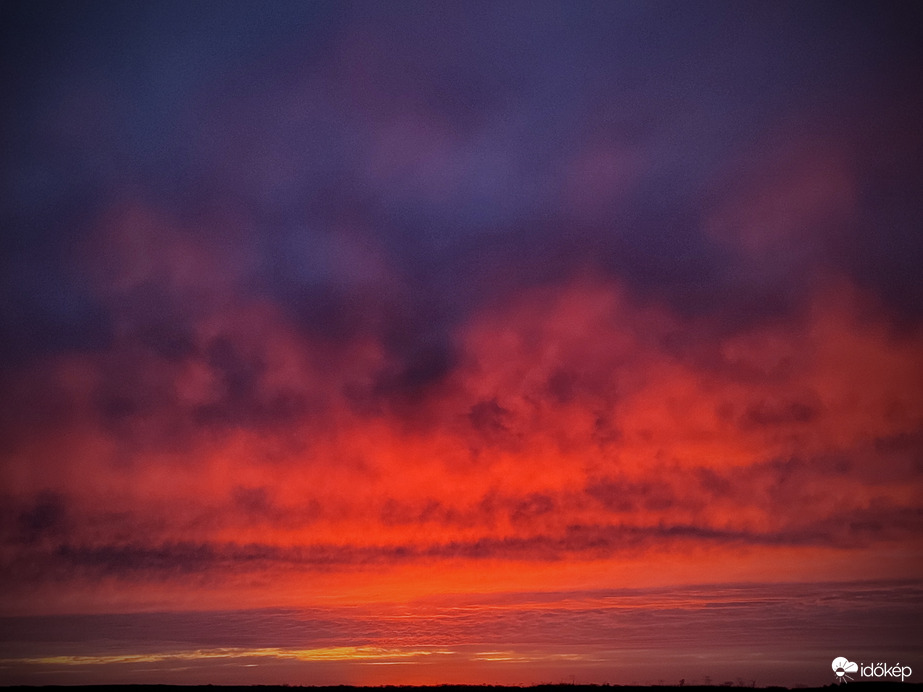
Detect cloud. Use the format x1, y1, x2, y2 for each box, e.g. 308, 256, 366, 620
0, 2, 922, 621
9, 498, 918, 589
1, 271, 920, 606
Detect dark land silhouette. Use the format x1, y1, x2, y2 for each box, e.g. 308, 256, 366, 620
3, 683, 922, 692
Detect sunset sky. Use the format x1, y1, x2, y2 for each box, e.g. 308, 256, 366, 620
1, 1, 922, 687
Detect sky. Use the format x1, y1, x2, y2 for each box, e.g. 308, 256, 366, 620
1, 0, 922, 687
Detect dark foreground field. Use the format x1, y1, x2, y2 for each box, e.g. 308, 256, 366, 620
3, 684, 923, 691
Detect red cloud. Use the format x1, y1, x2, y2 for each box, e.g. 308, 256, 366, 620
2, 215, 921, 614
